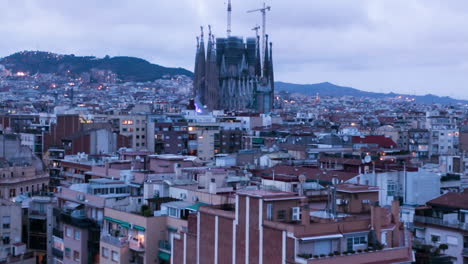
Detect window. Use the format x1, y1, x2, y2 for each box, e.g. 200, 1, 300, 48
111, 250, 119, 261
2, 233, 10, 245
2, 216, 10, 229
66, 227, 73, 238
292, 207, 301, 221
431, 234, 440, 243
65, 248, 71, 258
168, 207, 178, 217
381, 231, 387, 245
387, 181, 396, 196
353, 236, 367, 245
73, 250, 80, 261
267, 203, 273, 220
74, 230, 81, 240
277, 210, 286, 220
447, 235, 458, 245
102, 247, 109, 258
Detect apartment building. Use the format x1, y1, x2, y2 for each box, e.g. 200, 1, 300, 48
172, 186, 414, 264
0, 199, 35, 264
413, 190, 468, 264
52, 179, 143, 264
0, 164, 49, 200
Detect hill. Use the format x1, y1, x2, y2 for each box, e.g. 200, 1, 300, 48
0, 51, 193, 82
275, 81, 468, 105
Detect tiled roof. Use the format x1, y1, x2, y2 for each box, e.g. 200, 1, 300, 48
427, 189, 468, 210
352, 135, 397, 148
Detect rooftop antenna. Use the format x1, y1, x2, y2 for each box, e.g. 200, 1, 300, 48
247, 3, 271, 63
227, 0, 232, 37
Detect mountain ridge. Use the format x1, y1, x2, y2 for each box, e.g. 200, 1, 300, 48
274, 81, 468, 105
0, 51, 193, 82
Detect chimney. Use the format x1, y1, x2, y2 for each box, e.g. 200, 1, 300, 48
301, 198, 310, 225
209, 178, 217, 194
391, 200, 401, 246
370, 204, 382, 242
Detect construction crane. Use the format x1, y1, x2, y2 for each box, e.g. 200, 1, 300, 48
247, 3, 271, 66
227, 0, 232, 37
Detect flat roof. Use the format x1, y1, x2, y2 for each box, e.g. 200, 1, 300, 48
236, 189, 303, 200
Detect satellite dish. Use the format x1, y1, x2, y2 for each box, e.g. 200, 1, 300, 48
343, 136, 349, 142
364, 155, 371, 163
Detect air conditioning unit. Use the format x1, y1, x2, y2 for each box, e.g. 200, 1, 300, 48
292, 207, 301, 221
336, 198, 343, 205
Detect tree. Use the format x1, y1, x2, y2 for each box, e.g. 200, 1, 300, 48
439, 243, 448, 254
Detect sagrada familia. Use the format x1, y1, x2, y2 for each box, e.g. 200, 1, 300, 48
193, 5, 274, 114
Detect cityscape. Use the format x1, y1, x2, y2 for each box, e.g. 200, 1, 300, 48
0, 1, 468, 264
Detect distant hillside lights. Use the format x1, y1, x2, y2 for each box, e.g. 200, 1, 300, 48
16, 71, 27, 76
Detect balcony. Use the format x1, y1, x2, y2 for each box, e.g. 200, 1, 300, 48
100, 234, 129, 248
129, 237, 145, 252
29, 209, 47, 219
53, 228, 63, 238
60, 211, 98, 229
414, 215, 468, 231
159, 240, 171, 252
52, 247, 63, 259
0, 251, 35, 264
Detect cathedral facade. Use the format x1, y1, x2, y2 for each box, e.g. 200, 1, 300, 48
193, 28, 274, 113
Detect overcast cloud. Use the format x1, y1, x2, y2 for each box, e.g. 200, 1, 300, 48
1, 0, 468, 99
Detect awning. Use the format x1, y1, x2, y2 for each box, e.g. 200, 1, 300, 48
252, 138, 264, 144
64, 201, 81, 210
187, 202, 208, 212
104, 216, 145, 231
158, 251, 170, 261
300, 234, 343, 241
134, 225, 146, 231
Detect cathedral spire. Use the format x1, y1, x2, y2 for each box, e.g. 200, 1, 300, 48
263, 34, 269, 79
255, 35, 262, 76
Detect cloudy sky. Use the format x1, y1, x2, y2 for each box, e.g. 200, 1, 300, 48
1, 0, 468, 99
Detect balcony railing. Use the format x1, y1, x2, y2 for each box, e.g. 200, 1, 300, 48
129, 237, 145, 252
52, 247, 63, 259
414, 215, 468, 231
101, 234, 129, 248
60, 211, 98, 228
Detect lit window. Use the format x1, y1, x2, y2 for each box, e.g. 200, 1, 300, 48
66, 227, 73, 238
